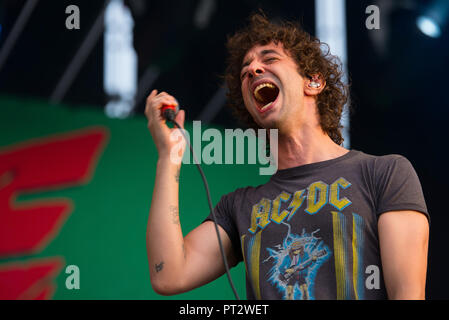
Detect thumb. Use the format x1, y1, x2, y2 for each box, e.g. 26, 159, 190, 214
174, 109, 185, 129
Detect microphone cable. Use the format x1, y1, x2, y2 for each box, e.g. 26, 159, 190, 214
164, 108, 240, 300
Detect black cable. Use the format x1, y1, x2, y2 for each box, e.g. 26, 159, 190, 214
170, 119, 240, 300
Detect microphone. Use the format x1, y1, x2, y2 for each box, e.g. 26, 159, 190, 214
161, 104, 179, 122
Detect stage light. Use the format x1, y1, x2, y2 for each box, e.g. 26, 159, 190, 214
416, 0, 449, 38
417, 16, 441, 38
104, 0, 137, 118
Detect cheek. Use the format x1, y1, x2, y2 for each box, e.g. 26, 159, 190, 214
284, 79, 304, 101
241, 84, 251, 104
241, 88, 258, 117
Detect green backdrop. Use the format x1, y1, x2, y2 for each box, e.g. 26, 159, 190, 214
0, 95, 270, 299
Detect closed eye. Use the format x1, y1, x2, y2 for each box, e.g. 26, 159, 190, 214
240, 56, 278, 80
264, 57, 278, 63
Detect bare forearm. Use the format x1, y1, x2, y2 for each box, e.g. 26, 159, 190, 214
147, 156, 185, 293
384, 263, 427, 300
379, 211, 429, 301
388, 288, 425, 300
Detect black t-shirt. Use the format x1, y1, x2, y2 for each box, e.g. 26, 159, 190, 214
205, 150, 429, 300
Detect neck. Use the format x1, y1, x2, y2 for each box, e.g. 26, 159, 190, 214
274, 123, 348, 170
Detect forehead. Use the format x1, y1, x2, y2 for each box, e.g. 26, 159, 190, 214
242, 42, 288, 66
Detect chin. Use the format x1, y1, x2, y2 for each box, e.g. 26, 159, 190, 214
254, 115, 281, 130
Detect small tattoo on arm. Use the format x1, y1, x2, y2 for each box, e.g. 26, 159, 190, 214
155, 261, 164, 273
169, 205, 179, 225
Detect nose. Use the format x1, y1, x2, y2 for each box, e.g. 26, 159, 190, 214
248, 62, 265, 79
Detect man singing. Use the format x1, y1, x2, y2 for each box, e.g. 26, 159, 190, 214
144, 13, 429, 300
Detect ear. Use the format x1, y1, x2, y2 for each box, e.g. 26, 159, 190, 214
304, 73, 326, 96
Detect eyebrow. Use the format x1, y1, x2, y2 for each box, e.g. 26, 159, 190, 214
241, 49, 282, 69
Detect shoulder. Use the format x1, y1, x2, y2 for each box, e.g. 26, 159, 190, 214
350, 149, 406, 162
373, 153, 412, 168
373, 153, 417, 180
217, 180, 273, 216
351, 150, 415, 174
347, 151, 421, 199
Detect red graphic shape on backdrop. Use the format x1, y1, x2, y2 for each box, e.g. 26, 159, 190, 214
0, 127, 108, 257
0, 258, 63, 300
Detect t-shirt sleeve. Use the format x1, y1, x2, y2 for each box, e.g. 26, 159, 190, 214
203, 192, 243, 262
375, 155, 429, 223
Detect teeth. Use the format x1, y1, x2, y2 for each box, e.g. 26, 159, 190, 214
261, 102, 272, 111
253, 82, 276, 102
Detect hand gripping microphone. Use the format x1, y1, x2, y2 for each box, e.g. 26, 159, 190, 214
161, 104, 179, 122
160, 104, 240, 300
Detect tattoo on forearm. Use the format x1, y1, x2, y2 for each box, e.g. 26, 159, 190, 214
155, 261, 164, 273
169, 205, 179, 225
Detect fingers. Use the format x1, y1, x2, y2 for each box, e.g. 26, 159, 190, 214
148, 89, 158, 99
155, 92, 179, 108
145, 90, 180, 122
174, 109, 185, 129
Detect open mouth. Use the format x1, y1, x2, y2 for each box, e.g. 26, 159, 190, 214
253, 82, 280, 111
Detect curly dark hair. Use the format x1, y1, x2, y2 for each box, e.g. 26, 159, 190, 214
225, 13, 349, 145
